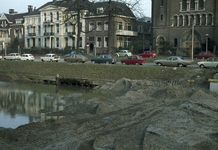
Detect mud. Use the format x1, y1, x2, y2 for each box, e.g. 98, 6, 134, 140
0, 77, 218, 150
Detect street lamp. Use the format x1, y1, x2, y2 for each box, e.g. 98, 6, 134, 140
189, 16, 195, 62
205, 34, 209, 52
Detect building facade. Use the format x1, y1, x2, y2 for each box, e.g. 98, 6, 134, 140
0, 10, 27, 53
84, 2, 138, 55
23, 2, 87, 50
152, 0, 218, 56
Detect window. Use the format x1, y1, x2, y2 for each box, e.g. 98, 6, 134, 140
97, 22, 102, 31
126, 37, 130, 47
97, 7, 104, 14
118, 22, 123, 30
50, 12, 53, 22
97, 37, 101, 47
38, 26, 41, 35
105, 37, 108, 47
79, 37, 82, 47
89, 37, 94, 41
160, 15, 163, 21
56, 38, 59, 47
190, 0, 195, 10
38, 38, 41, 47
44, 26, 47, 33
104, 22, 108, 30
182, 0, 187, 10
27, 39, 30, 47
89, 23, 95, 31
57, 24, 59, 33
199, 0, 204, 10
126, 23, 132, 31
65, 23, 68, 32
44, 38, 47, 47
80, 22, 82, 31
65, 37, 68, 47
44, 13, 46, 21
138, 25, 142, 32
57, 12, 59, 20
161, 0, 163, 6
174, 38, 178, 47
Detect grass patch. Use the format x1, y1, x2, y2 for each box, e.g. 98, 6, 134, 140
0, 61, 213, 81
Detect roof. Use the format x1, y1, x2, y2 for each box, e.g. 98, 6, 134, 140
86, 1, 135, 18
3, 13, 28, 24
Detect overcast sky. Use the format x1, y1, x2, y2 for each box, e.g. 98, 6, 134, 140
0, 0, 151, 17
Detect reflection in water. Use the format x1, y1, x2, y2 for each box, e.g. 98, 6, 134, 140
0, 81, 115, 129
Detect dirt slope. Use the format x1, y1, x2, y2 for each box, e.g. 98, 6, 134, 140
0, 78, 218, 150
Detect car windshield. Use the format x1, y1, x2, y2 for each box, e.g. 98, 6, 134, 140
167, 57, 172, 60
137, 56, 141, 59
79, 55, 85, 58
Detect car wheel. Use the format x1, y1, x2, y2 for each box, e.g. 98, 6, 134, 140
195, 57, 198, 59
92, 61, 95, 64
202, 57, 204, 59
157, 62, 162, 66
183, 65, 187, 67
56, 61, 58, 62
106, 61, 109, 64
178, 63, 183, 67
200, 64, 205, 68
122, 62, 126, 65
116, 54, 119, 57
32, 60, 34, 62
149, 56, 152, 58
125, 55, 128, 57
41, 59, 44, 62
135, 62, 139, 65
50, 59, 53, 62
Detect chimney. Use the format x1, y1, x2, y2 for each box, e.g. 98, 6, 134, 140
34, 7, 36, 11
53, 0, 57, 2
9, 9, 14, 14
28, 5, 33, 13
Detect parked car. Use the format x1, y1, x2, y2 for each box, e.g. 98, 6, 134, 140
194, 51, 215, 59
154, 56, 192, 67
91, 54, 117, 64
4, 53, 20, 60
121, 55, 146, 65
139, 51, 156, 58
40, 54, 60, 62
96, 50, 108, 56
115, 50, 132, 57
71, 49, 86, 55
64, 54, 88, 63
18, 54, 34, 61
198, 57, 218, 68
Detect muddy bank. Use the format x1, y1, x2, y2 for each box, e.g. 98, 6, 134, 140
0, 77, 218, 150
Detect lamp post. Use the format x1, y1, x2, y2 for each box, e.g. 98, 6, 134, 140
205, 34, 209, 52
189, 16, 195, 62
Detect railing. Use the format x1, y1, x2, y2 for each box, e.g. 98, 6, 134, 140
28, 33, 36, 36
44, 32, 54, 36
116, 30, 138, 36
67, 32, 76, 37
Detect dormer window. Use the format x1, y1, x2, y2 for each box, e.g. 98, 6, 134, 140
97, 7, 104, 14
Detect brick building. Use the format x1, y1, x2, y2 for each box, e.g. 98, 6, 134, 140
152, 0, 218, 56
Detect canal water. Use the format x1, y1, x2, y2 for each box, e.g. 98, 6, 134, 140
0, 81, 116, 129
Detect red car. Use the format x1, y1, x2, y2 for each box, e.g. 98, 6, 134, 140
96, 50, 108, 56
121, 55, 146, 65
194, 51, 215, 59
139, 51, 156, 58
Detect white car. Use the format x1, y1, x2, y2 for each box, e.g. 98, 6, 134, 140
4, 53, 20, 60
0, 56, 2, 60
40, 53, 60, 62
19, 54, 35, 61
198, 57, 218, 68
115, 50, 132, 57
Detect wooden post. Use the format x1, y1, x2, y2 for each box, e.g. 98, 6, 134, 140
56, 74, 60, 85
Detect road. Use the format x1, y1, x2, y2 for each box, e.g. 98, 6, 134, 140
31, 58, 199, 68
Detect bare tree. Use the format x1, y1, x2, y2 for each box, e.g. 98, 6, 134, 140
61, 0, 145, 54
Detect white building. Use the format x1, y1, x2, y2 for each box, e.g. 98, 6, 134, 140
24, 1, 87, 50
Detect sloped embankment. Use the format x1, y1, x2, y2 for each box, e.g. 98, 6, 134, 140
0, 78, 218, 150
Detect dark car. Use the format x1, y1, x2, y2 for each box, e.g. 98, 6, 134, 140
139, 51, 156, 58
121, 55, 146, 65
96, 50, 108, 56
91, 54, 117, 64
194, 51, 215, 59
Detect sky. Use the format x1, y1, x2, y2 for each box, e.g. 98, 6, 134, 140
0, 0, 151, 17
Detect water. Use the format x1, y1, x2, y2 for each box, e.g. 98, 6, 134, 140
0, 81, 115, 129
